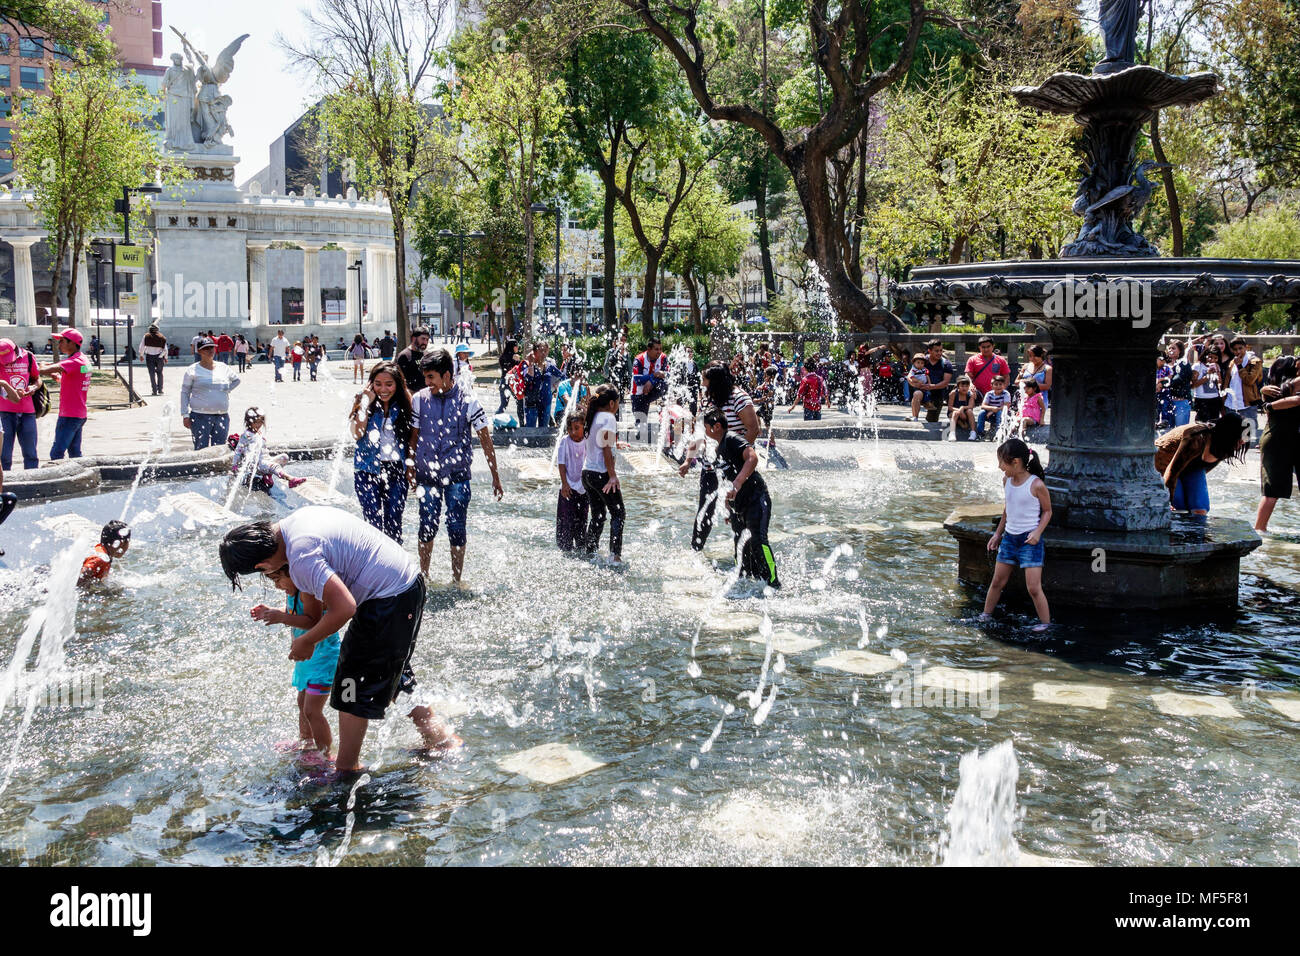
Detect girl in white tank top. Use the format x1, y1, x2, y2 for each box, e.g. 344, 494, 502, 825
980, 438, 1052, 630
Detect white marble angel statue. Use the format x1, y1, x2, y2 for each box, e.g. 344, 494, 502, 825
170, 29, 250, 148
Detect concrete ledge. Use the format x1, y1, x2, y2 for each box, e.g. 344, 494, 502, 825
5, 461, 101, 501
945, 505, 1262, 609
90, 447, 232, 482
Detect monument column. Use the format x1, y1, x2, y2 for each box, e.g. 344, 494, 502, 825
386, 248, 399, 325
300, 243, 322, 327
342, 243, 364, 332
9, 238, 39, 327
247, 242, 271, 329
75, 253, 91, 327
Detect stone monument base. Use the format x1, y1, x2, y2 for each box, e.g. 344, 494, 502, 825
945, 505, 1261, 610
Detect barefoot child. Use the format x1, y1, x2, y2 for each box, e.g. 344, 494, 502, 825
231, 407, 307, 490
220, 507, 461, 773
555, 413, 590, 552
702, 409, 780, 588
79, 520, 131, 586
981, 438, 1051, 629
1016, 380, 1045, 438
251, 568, 341, 759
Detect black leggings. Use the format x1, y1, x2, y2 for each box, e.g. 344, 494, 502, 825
691, 468, 719, 550
729, 490, 780, 588
581, 469, 625, 558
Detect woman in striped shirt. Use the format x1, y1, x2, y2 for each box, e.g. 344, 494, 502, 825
679, 362, 760, 551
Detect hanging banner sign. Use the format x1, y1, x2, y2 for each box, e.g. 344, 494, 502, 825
115, 245, 147, 269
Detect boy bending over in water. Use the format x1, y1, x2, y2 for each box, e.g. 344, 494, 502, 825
702, 409, 780, 588
220, 506, 460, 773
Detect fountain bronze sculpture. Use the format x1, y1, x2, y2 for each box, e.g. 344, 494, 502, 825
893, 13, 1300, 609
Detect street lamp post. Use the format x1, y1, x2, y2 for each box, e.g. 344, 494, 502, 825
439, 229, 485, 344
529, 202, 561, 335
112, 181, 161, 397
347, 258, 363, 339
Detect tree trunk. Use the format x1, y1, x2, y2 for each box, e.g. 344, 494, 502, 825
48, 238, 68, 336
848, 128, 868, 287
393, 215, 410, 344
701, 274, 712, 328
522, 206, 536, 346
949, 234, 968, 265
687, 271, 700, 335
67, 241, 83, 327
793, 155, 905, 333
602, 164, 618, 331
757, 157, 776, 299
1149, 115, 1183, 256
640, 253, 659, 339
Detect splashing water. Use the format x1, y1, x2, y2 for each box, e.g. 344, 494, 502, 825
224, 429, 267, 511
941, 740, 1021, 866
0, 536, 87, 797
120, 402, 175, 520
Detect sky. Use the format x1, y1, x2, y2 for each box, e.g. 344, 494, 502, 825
158, 0, 325, 176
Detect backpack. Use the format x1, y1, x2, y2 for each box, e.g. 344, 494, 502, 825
28, 353, 51, 419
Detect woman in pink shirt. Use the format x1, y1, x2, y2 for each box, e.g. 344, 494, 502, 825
0, 338, 40, 470
38, 328, 92, 460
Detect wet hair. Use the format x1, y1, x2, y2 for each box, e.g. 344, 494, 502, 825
244, 406, 265, 427
702, 408, 728, 430
702, 363, 735, 408
100, 520, 130, 549
365, 361, 413, 445
219, 521, 278, 591
997, 438, 1045, 480
1208, 412, 1249, 464
419, 347, 453, 376
566, 411, 586, 433
584, 384, 620, 434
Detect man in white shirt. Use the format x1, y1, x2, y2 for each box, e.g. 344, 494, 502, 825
269, 330, 290, 382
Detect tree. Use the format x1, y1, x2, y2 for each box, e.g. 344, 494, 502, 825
447, 37, 572, 346
620, 0, 947, 332
663, 178, 750, 333
13, 64, 176, 330
0, 0, 117, 65
563, 21, 663, 330
280, 0, 453, 345
1203, 202, 1300, 331
862, 65, 1076, 269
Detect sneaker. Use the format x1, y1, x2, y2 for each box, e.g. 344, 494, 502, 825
287, 477, 307, 489
967, 431, 978, 441
908, 416, 919, 422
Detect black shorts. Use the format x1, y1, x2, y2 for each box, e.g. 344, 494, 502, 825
1260, 428, 1299, 500
330, 577, 426, 720
1193, 396, 1223, 420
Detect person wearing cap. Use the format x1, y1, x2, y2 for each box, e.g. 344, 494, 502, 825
180, 336, 241, 450
140, 324, 168, 396
0, 338, 41, 470
37, 329, 93, 460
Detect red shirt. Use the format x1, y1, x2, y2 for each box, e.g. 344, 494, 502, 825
964, 353, 1010, 394
216, 334, 235, 352
56, 352, 92, 419
80, 544, 112, 582
796, 373, 827, 412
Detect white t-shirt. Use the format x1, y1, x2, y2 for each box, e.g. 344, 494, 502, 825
583, 411, 618, 472
1225, 356, 1252, 410
280, 506, 418, 606
1193, 363, 1221, 399
271, 336, 290, 359
556, 436, 587, 493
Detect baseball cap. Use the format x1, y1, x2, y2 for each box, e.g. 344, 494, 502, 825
196, 336, 216, 350
53, 328, 84, 347
0, 338, 15, 357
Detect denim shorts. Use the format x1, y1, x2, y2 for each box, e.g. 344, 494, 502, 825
417, 478, 471, 546
996, 530, 1044, 568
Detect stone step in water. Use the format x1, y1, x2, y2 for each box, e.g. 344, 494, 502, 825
512, 458, 555, 480
742, 630, 824, 654
36, 513, 102, 540
814, 650, 904, 676
1267, 697, 1300, 721
1032, 682, 1113, 710
1149, 692, 1243, 719
290, 476, 348, 506
496, 742, 607, 785
161, 492, 242, 526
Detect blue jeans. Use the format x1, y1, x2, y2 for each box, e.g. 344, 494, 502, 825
525, 405, 541, 428
355, 464, 408, 543
996, 530, 1045, 568
190, 412, 229, 450
273, 355, 284, 381
1172, 399, 1191, 427
417, 478, 471, 546
1172, 469, 1210, 513
497, 374, 510, 414
976, 408, 1003, 436
803, 408, 822, 421
1, 410, 39, 469
49, 416, 85, 459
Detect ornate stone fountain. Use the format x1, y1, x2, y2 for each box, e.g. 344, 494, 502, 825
892, 2, 1300, 609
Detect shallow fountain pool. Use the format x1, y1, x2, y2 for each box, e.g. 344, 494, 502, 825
1, 441, 1298, 866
